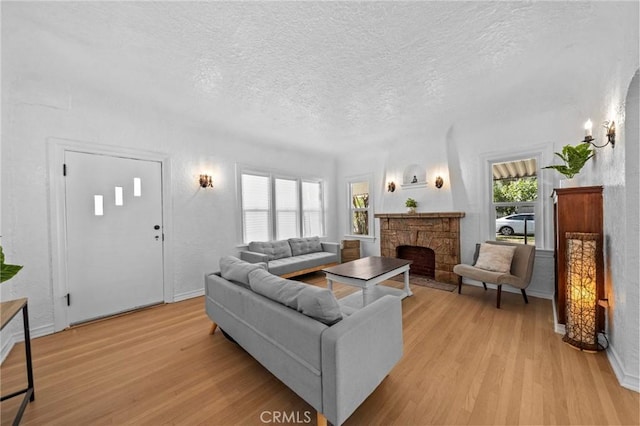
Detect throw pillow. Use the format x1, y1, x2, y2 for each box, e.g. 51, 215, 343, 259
474, 243, 517, 273
248, 240, 292, 261
288, 237, 322, 256
220, 256, 267, 288
248, 268, 342, 325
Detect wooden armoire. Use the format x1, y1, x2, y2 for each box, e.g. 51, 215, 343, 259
553, 185, 604, 331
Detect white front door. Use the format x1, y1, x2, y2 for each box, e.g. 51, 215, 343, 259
64, 151, 164, 324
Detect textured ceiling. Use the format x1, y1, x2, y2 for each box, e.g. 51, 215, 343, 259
4, 2, 638, 154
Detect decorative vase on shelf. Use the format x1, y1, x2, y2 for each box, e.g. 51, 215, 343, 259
407, 207, 417, 214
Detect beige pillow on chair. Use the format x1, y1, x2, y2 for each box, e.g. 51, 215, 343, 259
474, 243, 516, 273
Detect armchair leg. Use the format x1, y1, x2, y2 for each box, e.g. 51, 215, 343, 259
482, 282, 487, 291
317, 412, 327, 426
521, 289, 529, 304
496, 285, 502, 309
209, 322, 218, 335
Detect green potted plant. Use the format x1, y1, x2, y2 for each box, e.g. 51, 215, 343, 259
543, 143, 594, 186
405, 198, 418, 214
1, 245, 23, 283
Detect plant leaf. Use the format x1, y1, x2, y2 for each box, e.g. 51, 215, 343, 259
0, 246, 23, 283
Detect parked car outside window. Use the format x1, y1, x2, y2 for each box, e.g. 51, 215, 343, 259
496, 213, 535, 236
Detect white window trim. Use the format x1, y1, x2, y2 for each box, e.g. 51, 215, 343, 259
346, 174, 374, 239
484, 150, 545, 247
237, 165, 325, 243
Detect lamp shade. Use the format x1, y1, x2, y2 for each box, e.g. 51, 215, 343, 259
563, 232, 600, 352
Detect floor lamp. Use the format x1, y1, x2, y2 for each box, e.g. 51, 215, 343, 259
563, 232, 602, 352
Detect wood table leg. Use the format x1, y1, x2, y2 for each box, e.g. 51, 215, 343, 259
209, 322, 218, 335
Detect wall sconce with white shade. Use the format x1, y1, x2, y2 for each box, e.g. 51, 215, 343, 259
563, 232, 606, 352
199, 174, 213, 188
583, 119, 615, 148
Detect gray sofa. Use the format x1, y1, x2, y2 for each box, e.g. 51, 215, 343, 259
205, 256, 403, 426
240, 237, 341, 278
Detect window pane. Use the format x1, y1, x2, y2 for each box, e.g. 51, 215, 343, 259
244, 211, 270, 242
276, 211, 298, 239
302, 181, 323, 237
351, 180, 369, 208
242, 174, 270, 210
302, 181, 321, 210
350, 180, 370, 236
492, 158, 538, 203
242, 174, 271, 243
275, 178, 299, 239
352, 211, 369, 235
491, 157, 538, 245
303, 211, 322, 237
276, 179, 298, 209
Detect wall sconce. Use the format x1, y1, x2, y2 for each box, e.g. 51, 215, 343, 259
583, 119, 615, 148
434, 176, 444, 189
563, 232, 603, 352
387, 181, 396, 192
199, 174, 213, 188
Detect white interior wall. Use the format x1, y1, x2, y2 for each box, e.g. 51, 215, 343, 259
1, 69, 337, 348
605, 69, 639, 391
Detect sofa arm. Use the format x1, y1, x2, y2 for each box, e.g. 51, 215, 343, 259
321, 242, 341, 263
321, 295, 403, 425
240, 250, 269, 264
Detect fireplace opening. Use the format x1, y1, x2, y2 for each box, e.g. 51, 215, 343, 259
396, 245, 435, 278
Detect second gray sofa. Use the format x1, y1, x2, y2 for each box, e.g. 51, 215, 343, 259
240, 236, 341, 278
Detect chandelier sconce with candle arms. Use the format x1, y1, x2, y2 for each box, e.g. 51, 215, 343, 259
583, 119, 615, 148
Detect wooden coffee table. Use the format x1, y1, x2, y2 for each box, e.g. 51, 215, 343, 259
323, 256, 412, 307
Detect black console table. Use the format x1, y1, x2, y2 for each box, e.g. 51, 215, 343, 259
1, 298, 35, 425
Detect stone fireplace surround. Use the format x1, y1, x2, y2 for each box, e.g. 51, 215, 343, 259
375, 212, 465, 285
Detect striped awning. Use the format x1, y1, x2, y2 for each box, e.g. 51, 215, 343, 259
492, 158, 537, 181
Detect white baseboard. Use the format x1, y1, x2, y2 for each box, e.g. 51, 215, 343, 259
1, 322, 54, 364
173, 287, 204, 302
607, 344, 640, 393
527, 288, 554, 300
552, 296, 639, 393
1, 333, 16, 364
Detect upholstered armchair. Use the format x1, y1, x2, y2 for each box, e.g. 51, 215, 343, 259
453, 241, 536, 308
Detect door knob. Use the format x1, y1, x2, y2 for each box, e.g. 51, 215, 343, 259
154, 225, 161, 230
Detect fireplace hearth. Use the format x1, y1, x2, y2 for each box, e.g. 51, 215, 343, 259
375, 212, 465, 285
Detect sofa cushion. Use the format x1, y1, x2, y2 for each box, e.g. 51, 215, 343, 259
474, 243, 516, 273
248, 268, 342, 325
288, 237, 322, 256
248, 240, 292, 261
220, 256, 267, 288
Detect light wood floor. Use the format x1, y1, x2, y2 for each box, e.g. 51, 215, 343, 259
1, 274, 638, 425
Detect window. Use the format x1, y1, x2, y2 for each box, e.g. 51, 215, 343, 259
240, 170, 324, 243
241, 173, 271, 243
491, 157, 539, 245
275, 178, 299, 240
349, 179, 372, 237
